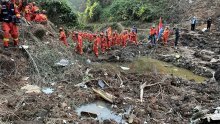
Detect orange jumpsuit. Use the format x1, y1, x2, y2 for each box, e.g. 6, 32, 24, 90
106, 36, 112, 49
101, 36, 107, 53
76, 35, 83, 55
59, 31, 68, 46
24, 4, 31, 21
31, 5, 39, 20
163, 29, 170, 45
130, 32, 138, 45
112, 34, 117, 46
1, 2, 21, 48
116, 33, 121, 45
31, 5, 39, 13
72, 32, 77, 42
150, 28, 156, 36
14, 0, 24, 12
93, 36, 101, 57
34, 13, 47, 23
89, 34, 94, 42
122, 33, 129, 47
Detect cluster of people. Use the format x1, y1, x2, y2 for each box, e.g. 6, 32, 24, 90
191, 16, 212, 31
0, 0, 48, 49
148, 25, 180, 49
24, 2, 47, 23
0, 0, 213, 54
59, 27, 138, 57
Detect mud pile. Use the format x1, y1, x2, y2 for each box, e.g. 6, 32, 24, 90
0, 61, 219, 123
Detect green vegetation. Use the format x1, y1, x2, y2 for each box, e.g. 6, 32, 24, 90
75, 0, 172, 23
35, 0, 78, 27
32, 0, 176, 29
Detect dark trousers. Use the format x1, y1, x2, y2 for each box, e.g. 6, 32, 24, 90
175, 36, 179, 46
191, 24, 195, 31
150, 35, 156, 45
207, 23, 211, 30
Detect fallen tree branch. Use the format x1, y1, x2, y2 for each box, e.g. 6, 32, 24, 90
140, 75, 170, 102
117, 73, 124, 87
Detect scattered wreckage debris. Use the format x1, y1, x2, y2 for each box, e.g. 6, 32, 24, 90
92, 88, 116, 103
191, 106, 220, 124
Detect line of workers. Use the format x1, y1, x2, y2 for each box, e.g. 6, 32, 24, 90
59, 27, 138, 57
59, 25, 173, 57
0, 0, 47, 48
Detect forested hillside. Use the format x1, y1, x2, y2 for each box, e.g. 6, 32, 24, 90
69, 0, 219, 25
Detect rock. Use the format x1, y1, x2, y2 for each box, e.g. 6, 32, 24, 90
128, 114, 135, 123
61, 102, 68, 108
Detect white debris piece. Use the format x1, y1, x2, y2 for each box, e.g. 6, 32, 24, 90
21, 84, 41, 94
204, 114, 220, 122
210, 58, 219, 63
55, 59, 70, 66
19, 45, 29, 49
202, 28, 207, 32
120, 66, 130, 71
42, 87, 54, 94
21, 77, 29, 81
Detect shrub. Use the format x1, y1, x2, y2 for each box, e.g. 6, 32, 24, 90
41, 1, 78, 27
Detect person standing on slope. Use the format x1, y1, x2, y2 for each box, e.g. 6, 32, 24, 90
93, 34, 101, 57
75, 32, 83, 55
207, 17, 212, 31
1, 0, 21, 49
163, 26, 170, 46
149, 26, 156, 45
34, 10, 48, 24
174, 27, 180, 49
132, 25, 137, 34
59, 27, 68, 47
191, 16, 196, 31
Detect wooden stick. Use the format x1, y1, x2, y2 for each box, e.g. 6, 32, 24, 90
117, 73, 123, 87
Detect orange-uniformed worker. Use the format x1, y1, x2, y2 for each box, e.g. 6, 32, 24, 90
122, 31, 129, 47
149, 26, 157, 45
13, 0, 24, 12
31, 2, 39, 20
1, 0, 21, 48
93, 34, 101, 57
100, 33, 107, 54
116, 32, 121, 46
112, 32, 117, 46
75, 32, 83, 55
130, 31, 138, 45
163, 26, 170, 45
34, 10, 47, 23
24, 3, 31, 21
59, 27, 68, 47
106, 35, 112, 49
